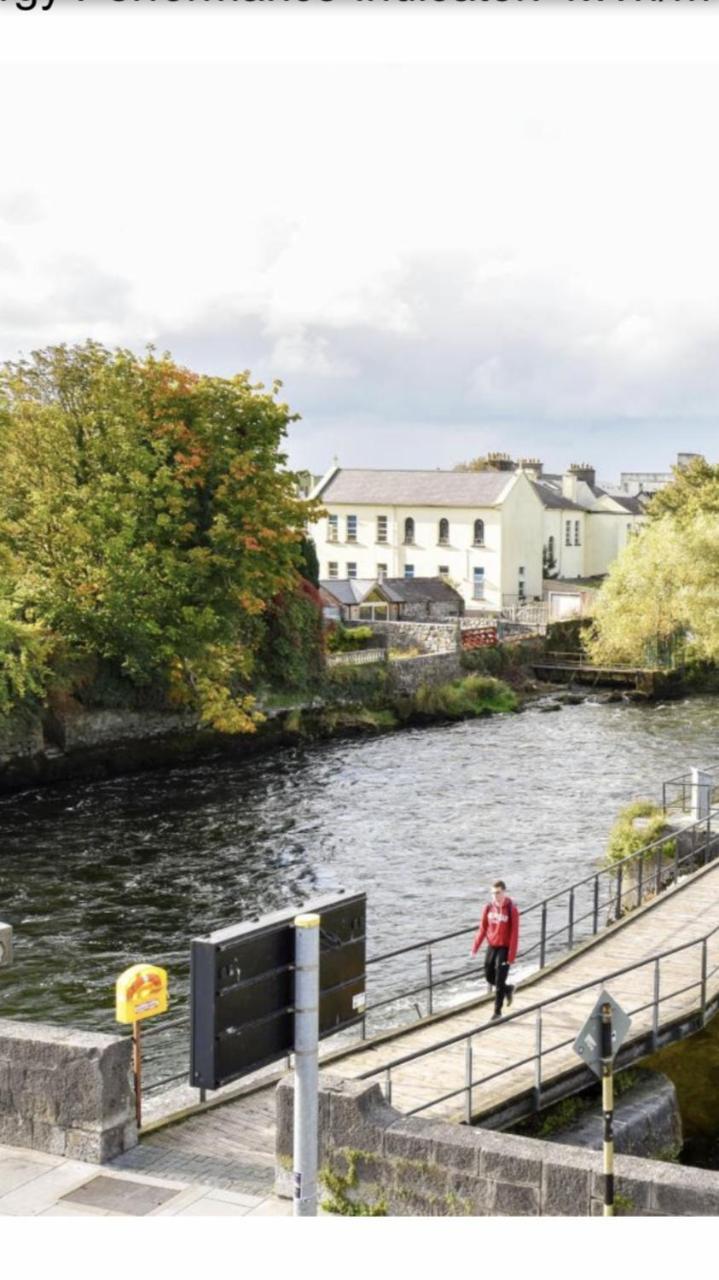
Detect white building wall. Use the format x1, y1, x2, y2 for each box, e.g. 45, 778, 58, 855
309, 500, 507, 610
499, 474, 545, 603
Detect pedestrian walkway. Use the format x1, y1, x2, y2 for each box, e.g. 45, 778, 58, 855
0, 1142, 290, 1217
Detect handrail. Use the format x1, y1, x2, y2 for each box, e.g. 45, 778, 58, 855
357, 909, 719, 1084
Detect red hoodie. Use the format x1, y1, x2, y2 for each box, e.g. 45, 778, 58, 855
471, 897, 519, 964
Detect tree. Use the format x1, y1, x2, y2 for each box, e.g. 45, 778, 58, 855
648, 456, 719, 524
0, 343, 321, 730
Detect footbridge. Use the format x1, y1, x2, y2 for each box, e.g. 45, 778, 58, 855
122, 771, 719, 1186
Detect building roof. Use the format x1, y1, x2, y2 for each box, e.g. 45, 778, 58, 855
314, 468, 514, 507
381, 577, 464, 604
530, 480, 585, 513
319, 579, 379, 606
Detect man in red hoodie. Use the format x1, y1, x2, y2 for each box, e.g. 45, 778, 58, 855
470, 879, 520, 1021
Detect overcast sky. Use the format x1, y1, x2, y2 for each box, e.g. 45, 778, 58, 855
2, 8, 719, 482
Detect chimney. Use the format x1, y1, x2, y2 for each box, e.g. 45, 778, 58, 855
518, 457, 543, 480
487, 451, 516, 473
568, 462, 596, 489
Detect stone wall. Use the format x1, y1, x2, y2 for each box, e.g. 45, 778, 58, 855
0, 1019, 137, 1162
275, 1073, 719, 1216
387, 652, 464, 694
368, 620, 460, 655
551, 1071, 683, 1160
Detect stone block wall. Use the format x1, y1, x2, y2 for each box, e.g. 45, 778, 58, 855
275, 1073, 719, 1216
368, 621, 460, 655
0, 1019, 137, 1162
386, 652, 464, 695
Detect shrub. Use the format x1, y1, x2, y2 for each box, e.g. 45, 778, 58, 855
604, 800, 676, 868
398, 674, 517, 721
326, 625, 374, 654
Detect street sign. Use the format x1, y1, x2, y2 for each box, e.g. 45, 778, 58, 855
573, 988, 632, 1078
190, 890, 366, 1091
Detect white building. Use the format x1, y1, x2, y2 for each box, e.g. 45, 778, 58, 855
309, 459, 646, 614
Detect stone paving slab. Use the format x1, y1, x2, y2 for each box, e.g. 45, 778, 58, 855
0, 1142, 289, 1218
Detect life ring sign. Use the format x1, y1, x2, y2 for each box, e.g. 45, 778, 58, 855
116, 964, 168, 1024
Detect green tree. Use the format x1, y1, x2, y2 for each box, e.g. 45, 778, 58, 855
648, 456, 719, 523
0, 343, 321, 730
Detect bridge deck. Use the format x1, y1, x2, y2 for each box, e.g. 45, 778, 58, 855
120, 858, 719, 1187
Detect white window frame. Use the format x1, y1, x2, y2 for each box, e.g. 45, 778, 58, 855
473, 566, 485, 600
347, 562, 358, 579
327, 561, 338, 579
327, 514, 338, 542
376, 515, 388, 544
404, 563, 415, 579
346, 514, 358, 543
565, 520, 572, 547
377, 563, 388, 581
574, 520, 581, 546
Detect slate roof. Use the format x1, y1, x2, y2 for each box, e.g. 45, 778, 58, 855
381, 577, 464, 604
315, 468, 514, 507
530, 480, 585, 513
319, 579, 378, 606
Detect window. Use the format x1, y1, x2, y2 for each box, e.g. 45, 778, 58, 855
438, 517, 449, 545
404, 563, 415, 579
359, 603, 389, 621
327, 514, 338, 543
346, 515, 357, 543
438, 565, 450, 577
473, 519, 485, 546
518, 577, 526, 601
574, 521, 581, 546
518, 566, 525, 576
565, 520, 572, 547
327, 562, 338, 579
548, 535, 555, 561
377, 563, 388, 581
376, 515, 388, 543
404, 516, 415, 545
473, 567, 485, 600
347, 562, 357, 579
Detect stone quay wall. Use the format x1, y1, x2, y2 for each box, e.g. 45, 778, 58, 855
387, 652, 465, 694
275, 1074, 719, 1216
0, 1019, 137, 1163
367, 620, 460, 655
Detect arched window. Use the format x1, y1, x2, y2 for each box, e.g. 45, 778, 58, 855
404, 517, 415, 545
473, 518, 485, 546
438, 517, 449, 545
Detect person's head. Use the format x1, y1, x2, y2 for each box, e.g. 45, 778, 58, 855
491, 879, 507, 906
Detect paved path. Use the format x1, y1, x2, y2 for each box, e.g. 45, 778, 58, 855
139, 855, 719, 1187
0, 1141, 290, 1217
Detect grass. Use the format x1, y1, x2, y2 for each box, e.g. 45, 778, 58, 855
401, 674, 518, 721
604, 800, 676, 868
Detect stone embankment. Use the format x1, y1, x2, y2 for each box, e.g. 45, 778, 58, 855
276, 1073, 719, 1216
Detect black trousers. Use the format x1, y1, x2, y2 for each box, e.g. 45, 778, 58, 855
484, 945, 511, 1014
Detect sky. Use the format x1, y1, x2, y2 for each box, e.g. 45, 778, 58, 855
2, 6, 719, 486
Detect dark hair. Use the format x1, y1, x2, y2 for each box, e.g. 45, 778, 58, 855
492, 879, 506, 891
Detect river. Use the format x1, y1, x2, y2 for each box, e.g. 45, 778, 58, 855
1, 693, 718, 1093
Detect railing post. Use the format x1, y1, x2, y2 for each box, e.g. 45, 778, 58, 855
615, 866, 623, 920
652, 959, 660, 1049
655, 849, 662, 896
701, 940, 708, 1022
662, 781, 667, 815
465, 1037, 473, 1124
568, 889, 575, 949
534, 1008, 543, 1111
593, 876, 600, 934
540, 901, 548, 969
385, 1067, 392, 1106
426, 951, 434, 1017
673, 836, 680, 884
637, 854, 644, 906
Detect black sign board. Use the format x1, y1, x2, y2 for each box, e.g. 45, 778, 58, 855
190, 890, 366, 1091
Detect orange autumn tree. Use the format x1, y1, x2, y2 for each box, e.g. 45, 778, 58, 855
0, 342, 320, 730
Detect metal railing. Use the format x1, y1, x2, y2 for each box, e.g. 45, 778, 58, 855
357, 806, 719, 1041
357, 913, 719, 1124
662, 765, 719, 816
135, 788, 719, 1102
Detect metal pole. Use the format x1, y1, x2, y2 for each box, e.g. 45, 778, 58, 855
132, 1021, 142, 1130
637, 854, 644, 906
534, 1007, 542, 1111
593, 876, 599, 934
465, 1037, 473, 1123
568, 889, 575, 949
615, 867, 623, 920
540, 901, 547, 968
701, 939, 708, 1022
601, 1002, 614, 1217
652, 959, 660, 1049
426, 950, 434, 1017
293, 912, 320, 1218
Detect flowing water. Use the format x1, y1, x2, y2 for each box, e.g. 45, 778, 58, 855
2, 694, 719, 1095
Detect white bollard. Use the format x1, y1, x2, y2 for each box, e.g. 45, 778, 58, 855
690, 768, 712, 822
293, 912, 320, 1217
